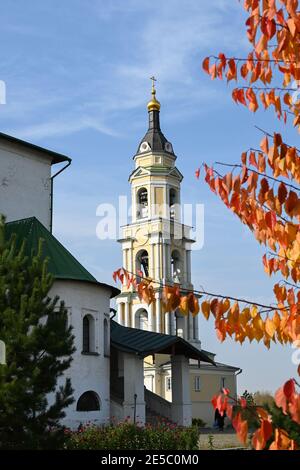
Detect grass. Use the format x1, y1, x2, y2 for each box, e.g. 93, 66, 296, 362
198, 429, 249, 450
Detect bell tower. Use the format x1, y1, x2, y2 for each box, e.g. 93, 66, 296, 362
116, 79, 200, 347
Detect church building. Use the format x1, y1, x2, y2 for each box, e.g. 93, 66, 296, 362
116, 81, 241, 425
0, 81, 241, 429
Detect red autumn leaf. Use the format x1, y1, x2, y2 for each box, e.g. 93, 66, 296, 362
260, 136, 269, 154
232, 412, 248, 445
266, 18, 276, 39
275, 386, 288, 414
252, 419, 273, 450
210, 64, 217, 79
226, 403, 233, 419
278, 182, 288, 204
211, 395, 218, 409
289, 394, 300, 425
249, 151, 258, 169
261, 419, 273, 442
202, 57, 210, 74
218, 52, 227, 68
241, 165, 248, 183
265, 211, 276, 231
195, 168, 200, 179
240, 397, 247, 408
113, 268, 122, 282
228, 58, 237, 80
285, 191, 299, 216
283, 379, 295, 401
241, 152, 247, 165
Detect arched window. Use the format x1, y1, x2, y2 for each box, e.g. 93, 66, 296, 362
76, 391, 100, 411
82, 314, 95, 353
104, 318, 109, 356
136, 249, 149, 278
135, 309, 149, 331
169, 188, 177, 219
137, 187, 148, 219
171, 250, 181, 282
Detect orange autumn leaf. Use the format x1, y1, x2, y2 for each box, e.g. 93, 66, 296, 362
202, 57, 210, 74
232, 412, 248, 445
201, 301, 210, 320
265, 318, 276, 338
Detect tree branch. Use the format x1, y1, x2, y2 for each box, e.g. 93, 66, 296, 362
214, 161, 300, 192
120, 269, 285, 313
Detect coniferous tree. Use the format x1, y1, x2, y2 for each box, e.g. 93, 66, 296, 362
0, 216, 75, 449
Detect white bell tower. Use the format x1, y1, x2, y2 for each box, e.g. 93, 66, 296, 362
116, 79, 201, 348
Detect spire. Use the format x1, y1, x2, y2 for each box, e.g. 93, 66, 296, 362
136, 77, 174, 155
147, 76, 161, 112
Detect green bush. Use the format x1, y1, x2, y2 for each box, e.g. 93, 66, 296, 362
192, 418, 206, 428
65, 421, 199, 450
265, 403, 300, 448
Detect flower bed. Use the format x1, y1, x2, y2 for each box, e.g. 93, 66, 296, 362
65, 421, 199, 450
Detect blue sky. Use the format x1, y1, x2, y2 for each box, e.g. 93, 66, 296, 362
0, 0, 298, 394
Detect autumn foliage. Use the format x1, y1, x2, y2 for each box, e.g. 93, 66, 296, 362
204, 0, 300, 450
113, 0, 300, 450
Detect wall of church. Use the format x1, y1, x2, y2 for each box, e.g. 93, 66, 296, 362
156, 366, 237, 426
48, 280, 112, 429
190, 369, 237, 425
0, 141, 52, 228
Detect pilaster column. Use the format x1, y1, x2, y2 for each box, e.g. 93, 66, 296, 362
155, 243, 160, 280
150, 243, 155, 279
194, 314, 199, 341
124, 301, 130, 327
188, 313, 194, 340
164, 242, 171, 281
123, 353, 146, 425
170, 311, 176, 335
155, 294, 161, 333
186, 250, 191, 284
129, 245, 134, 277
171, 355, 192, 426
184, 315, 188, 340
182, 249, 187, 284
117, 301, 123, 325
123, 248, 127, 271
132, 308, 137, 329
149, 303, 154, 332
165, 312, 170, 335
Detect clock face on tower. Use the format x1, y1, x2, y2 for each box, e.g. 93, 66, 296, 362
165, 142, 173, 153
134, 227, 149, 246
139, 141, 150, 153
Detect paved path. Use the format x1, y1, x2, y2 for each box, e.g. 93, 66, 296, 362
198, 428, 248, 450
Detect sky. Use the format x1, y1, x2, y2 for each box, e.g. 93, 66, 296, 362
0, 0, 298, 394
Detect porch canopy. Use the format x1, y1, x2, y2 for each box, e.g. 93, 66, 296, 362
110, 320, 215, 364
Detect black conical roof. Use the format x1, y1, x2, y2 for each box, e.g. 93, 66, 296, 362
137, 109, 174, 155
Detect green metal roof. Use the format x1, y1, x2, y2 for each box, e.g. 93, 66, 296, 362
110, 320, 215, 364
5, 217, 119, 297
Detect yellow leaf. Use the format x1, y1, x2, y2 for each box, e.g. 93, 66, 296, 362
251, 305, 259, 318
265, 318, 276, 338
179, 296, 189, 315
272, 311, 281, 328
222, 298, 231, 313
201, 301, 210, 320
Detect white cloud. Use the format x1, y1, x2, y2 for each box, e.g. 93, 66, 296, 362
0, 0, 248, 141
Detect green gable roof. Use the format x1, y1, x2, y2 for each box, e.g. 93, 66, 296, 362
110, 320, 215, 364
5, 217, 119, 297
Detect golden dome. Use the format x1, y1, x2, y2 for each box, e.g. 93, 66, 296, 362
147, 76, 161, 112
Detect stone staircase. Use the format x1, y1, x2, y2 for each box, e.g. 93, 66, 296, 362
144, 387, 174, 425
